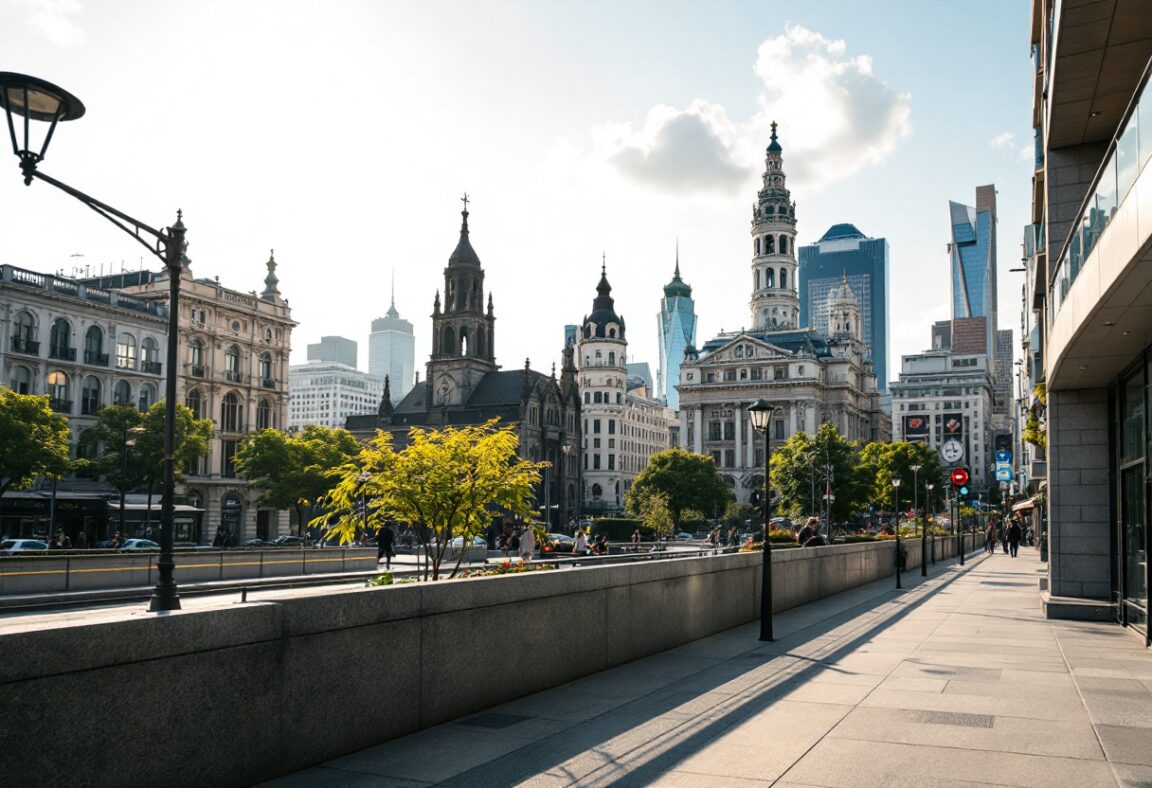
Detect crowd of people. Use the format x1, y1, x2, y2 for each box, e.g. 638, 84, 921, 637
985, 515, 1030, 557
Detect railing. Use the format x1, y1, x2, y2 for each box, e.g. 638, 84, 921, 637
0, 265, 166, 317
225, 370, 243, 383
261, 378, 276, 389
191, 365, 207, 378
83, 350, 109, 366
142, 361, 162, 375
50, 398, 72, 414
49, 346, 76, 361
10, 337, 40, 355
1049, 59, 1152, 324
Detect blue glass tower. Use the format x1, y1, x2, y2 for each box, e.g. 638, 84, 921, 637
798, 224, 890, 389
657, 250, 696, 410
948, 185, 998, 354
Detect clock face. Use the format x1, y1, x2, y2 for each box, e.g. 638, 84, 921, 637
941, 439, 964, 463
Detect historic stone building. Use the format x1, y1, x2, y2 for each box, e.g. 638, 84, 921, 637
349, 201, 581, 528
677, 124, 887, 504
576, 263, 674, 514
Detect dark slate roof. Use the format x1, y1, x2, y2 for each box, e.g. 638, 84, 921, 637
448, 209, 481, 267
663, 262, 691, 298
382, 368, 556, 430
818, 223, 865, 242
585, 267, 625, 338
766, 121, 782, 154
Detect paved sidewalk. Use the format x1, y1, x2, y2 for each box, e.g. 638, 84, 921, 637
265, 549, 1152, 787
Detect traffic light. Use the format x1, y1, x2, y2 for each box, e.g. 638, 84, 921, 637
958, 485, 969, 499
950, 467, 970, 489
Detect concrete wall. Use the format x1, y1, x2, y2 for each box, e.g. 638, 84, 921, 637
0, 536, 976, 788
1048, 387, 1112, 599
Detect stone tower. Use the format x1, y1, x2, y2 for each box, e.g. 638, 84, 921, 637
749, 122, 799, 331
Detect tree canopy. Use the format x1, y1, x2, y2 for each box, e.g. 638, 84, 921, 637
314, 420, 545, 579
625, 448, 730, 527
770, 422, 869, 522
234, 425, 361, 535
0, 389, 71, 501
857, 440, 944, 513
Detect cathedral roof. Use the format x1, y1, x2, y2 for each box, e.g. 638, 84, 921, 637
448, 207, 481, 268
584, 260, 625, 338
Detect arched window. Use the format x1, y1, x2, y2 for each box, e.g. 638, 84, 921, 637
222, 392, 242, 432
116, 333, 137, 369
591, 483, 603, 500
84, 325, 104, 364
608, 351, 615, 366
81, 375, 102, 415
441, 325, 455, 355
257, 398, 272, 430
764, 236, 775, 255
475, 327, 486, 359
594, 391, 602, 404
139, 383, 157, 411
258, 352, 272, 385
114, 379, 133, 406
188, 337, 205, 375
49, 317, 72, 359
141, 337, 159, 372
186, 388, 203, 419
76, 428, 98, 465
754, 237, 760, 255
766, 268, 775, 288
47, 371, 69, 410
225, 345, 241, 382
779, 269, 787, 289
459, 327, 469, 356
583, 326, 591, 339
13, 311, 37, 351
779, 236, 788, 255
608, 327, 616, 338
11, 365, 33, 394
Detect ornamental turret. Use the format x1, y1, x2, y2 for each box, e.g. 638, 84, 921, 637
749, 121, 799, 331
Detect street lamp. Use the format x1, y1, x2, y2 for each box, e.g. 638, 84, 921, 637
561, 444, 573, 532
892, 477, 903, 589
910, 463, 924, 578
926, 483, 936, 565
2, 72, 185, 611
748, 399, 776, 641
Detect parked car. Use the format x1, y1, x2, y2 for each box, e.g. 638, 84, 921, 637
271, 535, 309, 547
448, 536, 487, 549
675, 532, 695, 541
120, 539, 160, 551
0, 539, 50, 555
769, 517, 793, 530
543, 533, 575, 553
241, 538, 268, 547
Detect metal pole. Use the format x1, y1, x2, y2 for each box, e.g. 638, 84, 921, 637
916, 471, 926, 578
759, 426, 774, 642
957, 490, 964, 566
119, 426, 128, 536
150, 214, 184, 612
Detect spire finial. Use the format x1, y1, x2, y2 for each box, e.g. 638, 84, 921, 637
771, 120, 777, 140
674, 238, 681, 278
390, 269, 395, 309
459, 192, 470, 233
261, 248, 280, 299
601, 251, 606, 275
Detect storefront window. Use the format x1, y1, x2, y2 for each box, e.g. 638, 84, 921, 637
1120, 367, 1148, 635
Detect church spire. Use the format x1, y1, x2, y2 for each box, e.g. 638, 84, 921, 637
261, 249, 280, 301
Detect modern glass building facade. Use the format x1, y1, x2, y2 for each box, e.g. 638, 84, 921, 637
368, 300, 415, 404
948, 186, 997, 355
657, 263, 696, 410
798, 224, 890, 390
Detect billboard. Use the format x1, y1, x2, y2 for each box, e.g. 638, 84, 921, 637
904, 415, 929, 437
943, 413, 963, 437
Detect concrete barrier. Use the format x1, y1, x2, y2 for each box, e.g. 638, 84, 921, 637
0, 534, 980, 788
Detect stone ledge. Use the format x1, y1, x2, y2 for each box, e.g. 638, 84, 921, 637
1041, 592, 1115, 622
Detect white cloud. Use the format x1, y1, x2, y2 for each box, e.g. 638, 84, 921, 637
21, 0, 84, 47
593, 24, 912, 195
989, 131, 1015, 149
1017, 144, 1034, 163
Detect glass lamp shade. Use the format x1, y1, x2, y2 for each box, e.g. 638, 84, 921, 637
0, 73, 85, 122
748, 399, 774, 432
910, 464, 922, 473
892, 478, 902, 488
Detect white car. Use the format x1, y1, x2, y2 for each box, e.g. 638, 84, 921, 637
120, 539, 160, 551
0, 539, 50, 555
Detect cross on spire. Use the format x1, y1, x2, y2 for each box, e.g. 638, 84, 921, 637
461, 192, 469, 213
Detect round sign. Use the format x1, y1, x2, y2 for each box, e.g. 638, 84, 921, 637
950, 466, 970, 488
941, 439, 964, 464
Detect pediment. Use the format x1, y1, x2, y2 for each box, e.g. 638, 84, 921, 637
705, 335, 792, 364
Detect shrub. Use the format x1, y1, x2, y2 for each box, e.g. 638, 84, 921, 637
591, 517, 648, 541
369, 572, 394, 586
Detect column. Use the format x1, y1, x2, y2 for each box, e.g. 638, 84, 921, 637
693, 407, 703, 454
734, 404, 742, 470
678, 408, 689, 450
746, 409, 755, 467
788, 400, 798, 436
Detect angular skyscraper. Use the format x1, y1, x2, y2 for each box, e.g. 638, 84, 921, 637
368, 286, 415, 404
798, 224, 890, 390
656, 249, 696, 410
948, 185, 998, 355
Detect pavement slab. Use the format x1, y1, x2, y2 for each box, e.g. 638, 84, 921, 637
262, 550, 1152, 788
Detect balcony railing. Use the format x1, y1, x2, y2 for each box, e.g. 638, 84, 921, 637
261, 377, 276, 389
190, 365, 207, 378
49, 346, 76, 361
50, 398, 72, 414
10, 337, 39, 356
142, 361, 162, 375
1049, 59, 1152, 324
84, 350, 109, 366
225, 370, 243, 383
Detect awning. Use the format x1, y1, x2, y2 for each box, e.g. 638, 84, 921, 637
105, 503, 206, 513
1012, 498, 1037, 512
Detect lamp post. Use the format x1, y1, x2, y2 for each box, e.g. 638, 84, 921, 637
359, 471, 371, 542
926, 483, 936, 565
892, 477, 903, 589
910, 464, 924, 577
119, 425, 144, 536
561, 444, 572, 532
2, 72, 185, 611
748, 399, 776, 642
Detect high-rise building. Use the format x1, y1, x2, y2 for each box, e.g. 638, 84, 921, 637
749, 123, 800, 331
1025, 0, 1152, 637
564, 324, 579, 348
798, 223, 890, 390
308, 335, 357, 368
368, 288, 414, 404
948, 185, 998, 355
289, 335, 383, 432
656, 251, 696, 409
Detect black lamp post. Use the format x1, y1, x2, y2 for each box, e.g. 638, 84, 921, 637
892, 477, 903, 589
748, 399, 776, 641
911, 463, 924, 577
1, 72, 185, 611
926, 483, 936, 565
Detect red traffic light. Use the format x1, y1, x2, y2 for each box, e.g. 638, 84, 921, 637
950, 467, 970, 488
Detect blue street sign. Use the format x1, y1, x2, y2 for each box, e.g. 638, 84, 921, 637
995, 465, 1014, 482
995, 449, 1011, 463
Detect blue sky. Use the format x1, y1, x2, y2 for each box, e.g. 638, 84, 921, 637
1, 0, 1034, 392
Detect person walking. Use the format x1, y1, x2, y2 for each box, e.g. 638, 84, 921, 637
986, 521, 997, 555
1007, 518, 1022, 558
519, 525, 536, 562
376, 522, 396, 569
574, 528, 588, 556
631, 528, 642, 553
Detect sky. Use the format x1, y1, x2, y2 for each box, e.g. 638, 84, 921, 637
1, 0, 1035, 392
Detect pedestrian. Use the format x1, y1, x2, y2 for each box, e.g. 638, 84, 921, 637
797, 517, 818, 546
1001, 523, 1009, 554
631, 528, 642, 553
574, 528, 588, 556
986, 521, 997, 555
112, 531, 123, 548
728, 526, 738, 547
376, 522, 396, 569
592, 533, 608, 555
518, 526, 535, 562
60, 532, 72, 549
1008, 518, 1022, 558
502, 521, 513, 557
75, 530, 87, 549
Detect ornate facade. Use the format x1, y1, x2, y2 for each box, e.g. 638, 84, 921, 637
677, 124, 888, 504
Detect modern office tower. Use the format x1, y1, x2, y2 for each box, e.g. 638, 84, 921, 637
991, 328, 1014, 433
1026, 0, 1152, 637
288, 357, 384, 432
308, 336, 357, 368
368, 289, 414, 404
798, 223, 890, 390
948, 185, 998, 355
564, 324, 579, 348
656, 252, 696, 409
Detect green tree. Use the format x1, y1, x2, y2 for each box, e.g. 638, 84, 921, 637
724, 501, 758, 528
234, 425, 361, 537
131, 401, 214, 527
314, 420, 545, 580
770, 422, 868, 523
857, 440, 944, 516
636, 492, 674, 541
625, 448, 730, 527
0, 389, 71, 534
76, 404, 147, 498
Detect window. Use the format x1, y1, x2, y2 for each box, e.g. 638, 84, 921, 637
711, 451, 722, 465
779, 236, 789, 255
774, 366, 787, 380
139, 383, 156, 411
141, 338, 160, 373
113, 380, 132, 406
724, 422, 735, 440
13, 311, 37, 352
709, 421, 722, 441
222, 439, 239, 477
754, 238, 760, 255
186, 388, 203, 419
755, 270, 760, 290
608, 419, 616, 435
593, 454, 601, 470
257, 399, 272, 430
725, 450, 736, 467
225, 345, 242, 382
49, 318, 72, 359
584, 391, 590, 404
11, 365, 32, 394
616, 392, 622, 404
593, 438, 601, 449
775, 421, 785, 440
116, 333, 137, 369
258, 353, 272, 384
594, 391, 602, 404
608, 454, 615, 470
724, 369, 736, 381
81, 376, 101, 415
84, 325, 105, 364
47, 371, 69, 411
593, 419, 601, 434
608, 352, 615, 366
751, 367, 762, 380
222, 392, 242, 432
766, 268, 775, 288
765, 236, 775, 255
591, 483, 603, 500
780, 269, 787, 289
189, 338, 205, 375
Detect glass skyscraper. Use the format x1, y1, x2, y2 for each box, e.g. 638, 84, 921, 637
798, 224, 890, 389
656, 258, 696, 410
368, 295, 415, 404
948, 185, 998, 354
